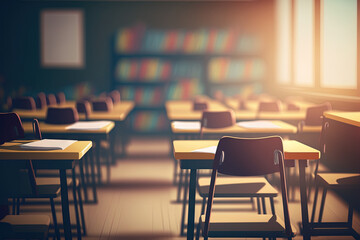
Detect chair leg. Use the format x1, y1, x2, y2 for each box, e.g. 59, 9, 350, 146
12, 198, 16, 215
261, 197, 267, 214
318, 186, 328, 222
347, 205, 354, 227
50, 198, 60, 240
180, 169, 189, 236
72, 170, 82, 239
270, 197, 275, 215
200, 197, 206, 215
196, 216, 201, 240
256, 197, 261, 214
310, 182, 320, 223
76, 177, 87, 235
177, 169, 184, 202
173, 158, 178, 185
79, 158, 88, 202
16, 198, 20, 215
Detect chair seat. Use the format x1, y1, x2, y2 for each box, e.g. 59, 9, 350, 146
200, 213, 296, 238
198, 176, 278, 198
10, 178, 73, 198
0, 214, 50, 237
317, 173, 360, 186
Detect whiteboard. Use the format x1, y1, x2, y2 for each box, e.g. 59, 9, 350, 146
41, 10, 84, 68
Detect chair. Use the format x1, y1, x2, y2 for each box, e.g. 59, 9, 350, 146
238, 99, 247, 110
0, 214, 50, 240
193, 101, 208, 111
76, 100, 92, 120
197, 136, 295, 240
35, 92, 47, 109
45, 107, 79, 124
46, 94, 57, 106
258, 100, 281, 112
310, 120, 360, 239
298, 102, 332, 131
197, 110, 278, 222
108, 90, 121, 104
0, 113, 85, 239
92, 97, 113, 112
56, 92, 66, 105
200, 110, 235, 138
0, 112, 60, 239
297, 103, 332, 198
286, 103, 300, 111
12, 97, 36, 110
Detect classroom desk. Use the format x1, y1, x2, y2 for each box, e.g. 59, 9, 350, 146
226, 98, 314, 112
22, 121, 115, 189
173, 140, 320, 240
15, 101, 134, 158
171, 120, 298, 138
322, 111, 360, 172
0, 140, 92, 240
166, 100, 307, 122
14, 101, 134, 121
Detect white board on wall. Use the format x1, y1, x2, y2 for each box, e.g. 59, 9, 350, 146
41, 10, 84, 68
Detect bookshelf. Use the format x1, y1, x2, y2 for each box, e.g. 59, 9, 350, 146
112, 25, 265, 134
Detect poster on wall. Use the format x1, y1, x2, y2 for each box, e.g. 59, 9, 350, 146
41, 9, 84, 68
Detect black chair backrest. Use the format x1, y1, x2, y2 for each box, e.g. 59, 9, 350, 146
35, 92, 47, 109
304, 102, 332, 126
12, 97, 36, 110
56, 92, 66, 105
92, 98, 113, 112
0, 113, 25, 145
76, 100, 92, 120
108, 90, 121, 104
45, 107, 79, 124
46, 94, 57, 106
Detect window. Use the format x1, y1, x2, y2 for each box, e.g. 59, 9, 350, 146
276, 0, 292, 84
294, 0, 314, 87
321, 0, 357, 89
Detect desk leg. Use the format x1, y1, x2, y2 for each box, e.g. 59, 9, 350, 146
79, 157, 88, 202
106, 134, 111, 183
90, 148, 98, 203
60, 169, 72, 240
187, 169, 197, 240
299, 160, 311, 240
96, 139, 102, 184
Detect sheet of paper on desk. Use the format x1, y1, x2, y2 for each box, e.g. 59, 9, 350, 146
172, 121, 201, 130
20, 139, 77, 150
66, 121, 112, 130
237, 120, 281, 129
192, 146, 217, 154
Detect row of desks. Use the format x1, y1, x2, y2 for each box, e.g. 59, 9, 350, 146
166, 100, 312, 122
1, 101, 135, 240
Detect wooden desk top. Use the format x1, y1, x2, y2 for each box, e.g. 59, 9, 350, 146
173, 139, 320, 160
257, 111, 306, 121
22, 121, 115, 134
15, 101, 134, 122
226, 99, 314, 112
324, 111, 360, 127
171, 120, 297, 134
0, 140, 92, 160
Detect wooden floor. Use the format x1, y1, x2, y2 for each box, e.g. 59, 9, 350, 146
19, 136, 360, 239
